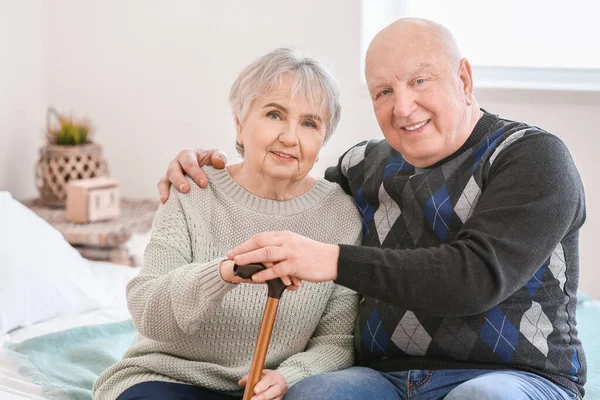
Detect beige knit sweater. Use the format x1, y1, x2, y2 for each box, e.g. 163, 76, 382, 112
93, 167, 363, 399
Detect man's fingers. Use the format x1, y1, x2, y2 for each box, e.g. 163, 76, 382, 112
167, 156, 191, 192
233, 246, 285, 266
238, 375, 248, 386
291, 277, 302, 287
157, 176, 171, 203
209, 150, 228, 169
281, 275, 292, 286
174, 150, 206, 188
261, 262, 293, 287
251, 262, 292, 283
228, 233, 281, 259
194, 149, 227, 170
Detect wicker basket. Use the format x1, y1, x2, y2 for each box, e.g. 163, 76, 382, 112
35, 143, 109, 207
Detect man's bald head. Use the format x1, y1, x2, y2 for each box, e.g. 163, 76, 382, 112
366, 18, 462, 74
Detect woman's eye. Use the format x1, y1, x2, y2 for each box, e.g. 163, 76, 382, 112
267, 111, 281, 120
302, 121, 317, 129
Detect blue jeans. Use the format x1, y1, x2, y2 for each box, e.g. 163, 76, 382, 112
284, 367, 578, 400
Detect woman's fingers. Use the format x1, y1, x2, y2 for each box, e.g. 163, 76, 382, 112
251, 370, 287, 400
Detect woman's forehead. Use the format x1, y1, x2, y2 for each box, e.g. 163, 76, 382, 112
257, 80, 327, 117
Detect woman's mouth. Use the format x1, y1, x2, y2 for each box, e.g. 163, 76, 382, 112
271, 151, 296, 162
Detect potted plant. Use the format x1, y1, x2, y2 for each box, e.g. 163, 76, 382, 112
35, 107, 109, 207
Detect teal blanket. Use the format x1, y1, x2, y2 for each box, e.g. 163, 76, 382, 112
577, 293, 600, 399
4, 319, 136, 400
4, 296, 600, 400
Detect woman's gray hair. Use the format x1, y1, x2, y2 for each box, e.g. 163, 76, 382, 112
229, 48, 341, 156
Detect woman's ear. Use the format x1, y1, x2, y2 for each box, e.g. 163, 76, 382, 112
235, 118, 243, 147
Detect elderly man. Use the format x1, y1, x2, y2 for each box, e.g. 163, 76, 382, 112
159, 19, 585, 399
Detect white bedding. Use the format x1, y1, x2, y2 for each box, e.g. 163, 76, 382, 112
0, 261, 139, 400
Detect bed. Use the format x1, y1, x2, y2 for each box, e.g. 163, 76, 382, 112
0, 261, 139, 400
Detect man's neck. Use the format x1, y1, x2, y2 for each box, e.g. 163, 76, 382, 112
415, 103, 487, 169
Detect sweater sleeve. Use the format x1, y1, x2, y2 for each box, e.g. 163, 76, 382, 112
324, 142, 368, 195
126, 188, 237, 342
275, 284, 359, 387
335, 133, 586, 317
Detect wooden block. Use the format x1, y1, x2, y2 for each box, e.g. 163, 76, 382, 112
66, 177, 121, 223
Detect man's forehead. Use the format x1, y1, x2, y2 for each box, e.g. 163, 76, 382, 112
366, 58, 437, 84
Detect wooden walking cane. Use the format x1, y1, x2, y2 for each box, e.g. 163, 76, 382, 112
233, 263, 286, 400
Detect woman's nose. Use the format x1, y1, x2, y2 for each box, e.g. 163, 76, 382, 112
279, 123, 299, 145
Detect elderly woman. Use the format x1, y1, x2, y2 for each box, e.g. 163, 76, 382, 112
93, 48, 362, 400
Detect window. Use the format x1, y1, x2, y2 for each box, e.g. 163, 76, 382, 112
361, 0, 600, 90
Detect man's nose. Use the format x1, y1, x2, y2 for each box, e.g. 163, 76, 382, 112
392, 89, 417, 119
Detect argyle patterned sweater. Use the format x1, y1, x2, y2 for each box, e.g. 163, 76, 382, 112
327, 111, 587, 397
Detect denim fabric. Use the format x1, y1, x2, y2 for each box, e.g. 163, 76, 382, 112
284, 367, 578, 400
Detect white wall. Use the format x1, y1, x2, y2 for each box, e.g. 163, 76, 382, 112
1, 0, 598, 297
0, 0, 45, 199
42, 0, 365, 200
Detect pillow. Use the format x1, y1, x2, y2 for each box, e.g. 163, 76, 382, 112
0, 192, 108, 335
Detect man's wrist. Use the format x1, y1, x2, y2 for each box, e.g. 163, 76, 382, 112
328, 244, 340, 280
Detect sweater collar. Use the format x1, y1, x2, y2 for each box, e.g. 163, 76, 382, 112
205, 166, 333, 215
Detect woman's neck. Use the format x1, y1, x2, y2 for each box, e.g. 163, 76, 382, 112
226, 163, 317, 201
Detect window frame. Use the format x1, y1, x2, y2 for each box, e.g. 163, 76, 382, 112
360, 0, 600, 92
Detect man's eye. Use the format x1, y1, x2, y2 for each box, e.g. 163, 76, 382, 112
376, 89, 392, 99
415, 79, 426, 85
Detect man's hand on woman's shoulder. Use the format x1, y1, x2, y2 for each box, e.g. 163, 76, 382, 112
158, 148, 228, 203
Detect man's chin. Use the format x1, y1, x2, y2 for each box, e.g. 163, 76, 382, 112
402, 148, 444, 168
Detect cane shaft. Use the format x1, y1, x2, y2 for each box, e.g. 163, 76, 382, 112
243, 297, 281, 400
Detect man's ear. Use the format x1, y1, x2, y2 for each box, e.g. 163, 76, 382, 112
235, 117, 243, 147
458, 58, 474, 105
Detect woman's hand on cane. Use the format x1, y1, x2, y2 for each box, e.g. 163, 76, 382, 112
239, 370, 288, 400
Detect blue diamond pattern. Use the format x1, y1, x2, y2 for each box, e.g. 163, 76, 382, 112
525, 263, 547, 297
355, 188, 374, 237
424, 184, 452, 242
481, 306, 519, 362
473, 127, 504, 171
569, 346, 581, 381
384, 153, 413, 178
362, 309, 390, 356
